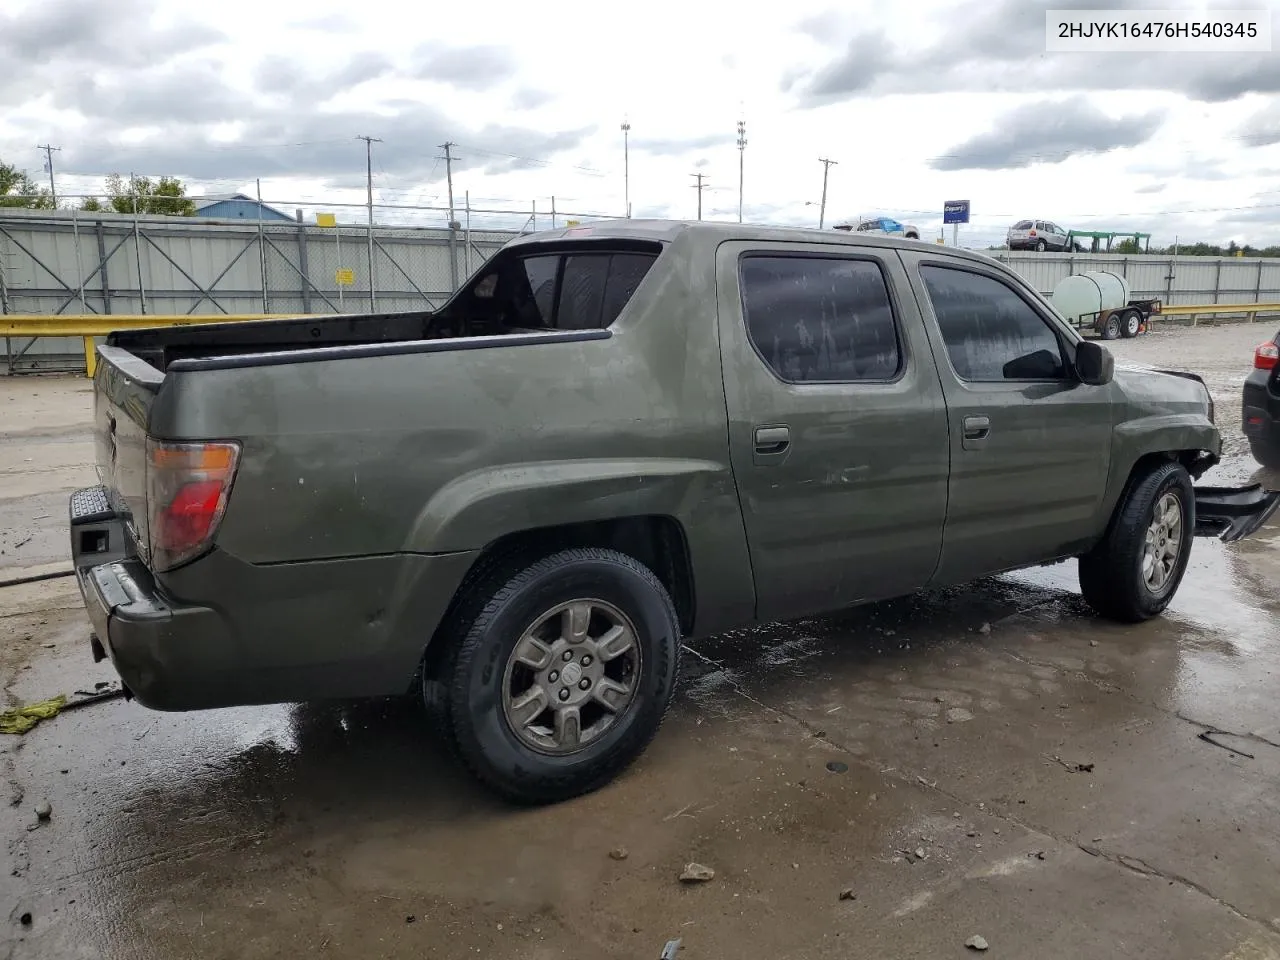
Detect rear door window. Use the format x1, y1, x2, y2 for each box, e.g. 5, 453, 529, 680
739, 255, 902, 383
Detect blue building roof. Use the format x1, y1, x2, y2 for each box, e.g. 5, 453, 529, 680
193, 194, 295, 221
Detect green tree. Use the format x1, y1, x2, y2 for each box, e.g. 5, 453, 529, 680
1114, 237, 1141, 254
79, 196, 105, 212
104, 173, 196, 216
0, 159, 55, 209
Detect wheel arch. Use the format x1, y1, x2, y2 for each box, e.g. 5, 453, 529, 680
1093, 448, 1213, 548
420, 515, 696, 684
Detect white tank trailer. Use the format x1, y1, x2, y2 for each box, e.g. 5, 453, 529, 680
1050, 271, 1160, 340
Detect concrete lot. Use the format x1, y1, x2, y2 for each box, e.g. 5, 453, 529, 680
2, 323, 1279, 960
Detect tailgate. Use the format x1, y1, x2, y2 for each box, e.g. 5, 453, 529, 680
93, 344, 165, 562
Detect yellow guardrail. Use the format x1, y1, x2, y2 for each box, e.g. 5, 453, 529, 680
0, 314, 317, 377
1158, 303, 1280, 321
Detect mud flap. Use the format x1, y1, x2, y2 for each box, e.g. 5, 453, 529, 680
1193, 484, 1280, 543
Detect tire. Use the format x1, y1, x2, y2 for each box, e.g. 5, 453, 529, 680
1248, 438, 1280, 470
1035, 240, 1047, 252
432, 547, 681, 804
1078, 461, 1195, 623
1120, 310, 1142, 339
906, 232, 919, 240
1100, 313, 1122, 340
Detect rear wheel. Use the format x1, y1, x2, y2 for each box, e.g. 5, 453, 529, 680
1035, 239, 1047, 252
1100, 313, 1122, 340
1079, 461, 1194, 622
1120, 309, 1142, 339
431, 547, 681, 804
1249, 437, 1280, 470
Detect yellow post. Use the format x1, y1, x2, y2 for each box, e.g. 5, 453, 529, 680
83, 337, 97, 378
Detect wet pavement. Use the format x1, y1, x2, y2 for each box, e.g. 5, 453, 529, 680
2, 324, 1279, 960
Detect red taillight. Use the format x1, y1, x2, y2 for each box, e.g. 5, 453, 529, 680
1254, 341, 1279, 370
1028, 229, 1037, 237
146, 439, 240, 571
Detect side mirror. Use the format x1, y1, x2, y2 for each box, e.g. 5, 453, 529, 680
1075, 340, 1114, 386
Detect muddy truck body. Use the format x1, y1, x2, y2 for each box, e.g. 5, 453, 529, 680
70, 220, 1279, 802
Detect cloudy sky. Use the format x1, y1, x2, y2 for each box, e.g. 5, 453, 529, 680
2, 0, 1279, 245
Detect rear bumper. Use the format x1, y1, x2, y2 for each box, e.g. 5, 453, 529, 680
69, 484, 478, 711
75, 559, 233, 710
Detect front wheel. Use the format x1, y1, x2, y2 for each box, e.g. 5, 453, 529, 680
1101, 313, 1122, 340
1078, 461, 1194, 622
433, 547, 681, 804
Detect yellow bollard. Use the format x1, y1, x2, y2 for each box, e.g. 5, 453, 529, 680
83, 337, 96, 378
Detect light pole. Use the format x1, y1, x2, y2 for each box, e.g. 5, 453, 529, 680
620, 120, 631, 218
736, 119, 747, 224
817, 157, 837, 230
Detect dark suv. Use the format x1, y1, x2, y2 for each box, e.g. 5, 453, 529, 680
1243, 329, 1280, 468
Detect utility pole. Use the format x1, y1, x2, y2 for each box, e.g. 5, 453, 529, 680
357, 135, 382, 312
736, 120, 747, 224
438, 142, 458, 224
439, 141, 460, 291
37, 144, 60, 206
691, 173, 708, 221
620, 121, 631, 217
817, 157, 837, 229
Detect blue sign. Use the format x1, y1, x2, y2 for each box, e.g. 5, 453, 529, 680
943, 200, 970, 225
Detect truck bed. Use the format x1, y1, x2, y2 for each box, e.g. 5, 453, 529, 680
107, 311, 439, 373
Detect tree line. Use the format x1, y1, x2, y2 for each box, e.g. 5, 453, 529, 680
1, 159, 195, 215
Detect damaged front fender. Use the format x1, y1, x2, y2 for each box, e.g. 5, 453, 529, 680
1194, 483, 1280, 543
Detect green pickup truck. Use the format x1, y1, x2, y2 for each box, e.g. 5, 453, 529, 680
70, 220, 1278, 803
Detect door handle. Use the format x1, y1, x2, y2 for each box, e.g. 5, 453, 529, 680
963, 415, 991, 440
753, 425, 791, 454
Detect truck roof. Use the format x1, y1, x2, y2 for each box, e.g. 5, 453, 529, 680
505, 218, 998, 268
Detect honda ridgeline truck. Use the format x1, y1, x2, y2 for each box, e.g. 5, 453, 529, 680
70, 220, 1279, 803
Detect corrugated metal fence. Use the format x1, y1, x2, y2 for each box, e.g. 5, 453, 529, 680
0, 208, 520, 363
992, 250, 1280, 305
3, 208, 1278, 365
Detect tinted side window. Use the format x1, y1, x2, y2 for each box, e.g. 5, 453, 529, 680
740, 256, 901, 383
600, 253, 656, 326
1013, 220, 1033, 229
919, 266, 1066, 382
513, 255, 559, 327
557, 252, 657, 329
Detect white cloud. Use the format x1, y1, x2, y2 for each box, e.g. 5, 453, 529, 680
1, 0, 1279, 246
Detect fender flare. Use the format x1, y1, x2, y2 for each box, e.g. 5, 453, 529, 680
401, 457, 730, 554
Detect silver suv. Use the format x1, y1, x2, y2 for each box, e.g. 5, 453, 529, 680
1008, 219, 1070, 252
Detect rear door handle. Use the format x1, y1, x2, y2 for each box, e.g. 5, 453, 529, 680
963, 416, 991, 440
753, 425, 791, 455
